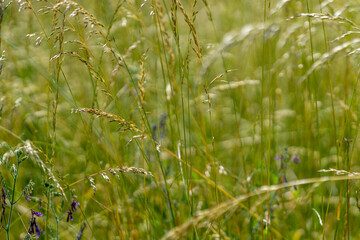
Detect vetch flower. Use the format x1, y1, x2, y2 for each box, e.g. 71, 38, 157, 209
66, 200, 80, 222
28, 218, 41, 238
66, 210, 73, 222
28, 209, 43, 238
291, 155, 301, 164
31, 209, 43, 217
71, 200, 79, 212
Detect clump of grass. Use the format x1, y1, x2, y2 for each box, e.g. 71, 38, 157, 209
3, 0, 360, 239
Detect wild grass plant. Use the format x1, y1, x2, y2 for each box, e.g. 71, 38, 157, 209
1, 0, 360, 239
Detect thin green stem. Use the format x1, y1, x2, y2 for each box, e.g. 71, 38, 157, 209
6, 155, 20, 240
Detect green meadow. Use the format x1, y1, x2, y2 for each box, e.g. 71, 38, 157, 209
1, 0, 360, 239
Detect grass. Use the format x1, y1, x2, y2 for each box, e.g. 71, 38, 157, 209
1, 0, 360, 239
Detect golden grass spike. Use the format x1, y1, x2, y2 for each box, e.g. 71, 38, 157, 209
176, 0, 202, 58
73, 108, 142, 133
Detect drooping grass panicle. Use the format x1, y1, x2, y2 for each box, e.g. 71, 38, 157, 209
300, 38, 360, 82
288, 13, 359, 30
66, 166, 153, 191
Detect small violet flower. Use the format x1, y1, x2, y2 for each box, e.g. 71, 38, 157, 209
71, 200, 79, 212
66, 200, 80, 222
32, 209, 43, 217
66, 210, 73, 222
28, 209, 43, 238
291, 155, 301, 164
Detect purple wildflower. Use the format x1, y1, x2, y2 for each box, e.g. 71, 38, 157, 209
31, 209, 43, 217
67, 200, 79, 222
291, 155, 301, 164
28, 209, 42, 238
71, 200, 79, 212
66, 210, 73, 222
76, 222, 86, 240
274, 156, 281, 161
